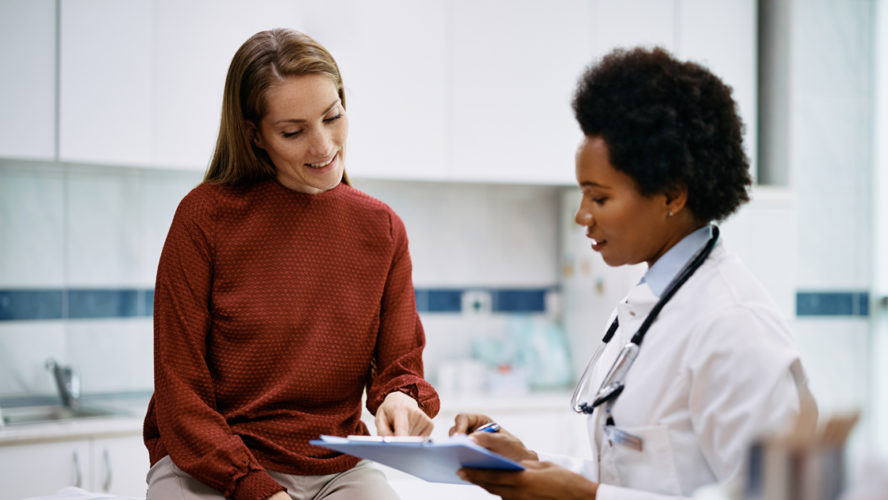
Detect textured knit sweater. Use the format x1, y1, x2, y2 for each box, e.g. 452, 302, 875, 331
143, 180, 440, 500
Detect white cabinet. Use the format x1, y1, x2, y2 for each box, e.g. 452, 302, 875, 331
0, 438, 92, 500
449, 0, 593, 185
593, 0, 677, 52
303, 0, 449, 182
0, 0, 57, 161
0, 433, 147, 500
5, 0, 757, 183
151, 0, 305, 170
89, 434, 150, 497
677, 0, 758, 178
58, 0, 154, 167
57, 0, 304, 169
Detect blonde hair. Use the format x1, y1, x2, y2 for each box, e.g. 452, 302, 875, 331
205, 28, 350, 186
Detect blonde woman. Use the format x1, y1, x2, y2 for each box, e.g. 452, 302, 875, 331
144, 29, 438, 500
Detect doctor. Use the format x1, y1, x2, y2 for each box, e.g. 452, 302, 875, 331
451, 47, 817, 499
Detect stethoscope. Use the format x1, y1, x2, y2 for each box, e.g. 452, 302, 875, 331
570, 225, 720, 417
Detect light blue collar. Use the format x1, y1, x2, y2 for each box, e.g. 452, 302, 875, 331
641, 225, 714, 297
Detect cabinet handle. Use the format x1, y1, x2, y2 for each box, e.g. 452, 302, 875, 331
102, 447, 113, 492
72, 450, 82, 488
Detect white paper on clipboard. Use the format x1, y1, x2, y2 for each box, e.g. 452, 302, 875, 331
309, 435, 525, 484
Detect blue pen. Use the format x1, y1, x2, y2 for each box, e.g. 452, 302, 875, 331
474, 422, 500, 433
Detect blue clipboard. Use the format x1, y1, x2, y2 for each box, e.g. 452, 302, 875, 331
309, 435, 525, 484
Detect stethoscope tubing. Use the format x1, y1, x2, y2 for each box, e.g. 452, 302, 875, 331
570, 225, 720, 415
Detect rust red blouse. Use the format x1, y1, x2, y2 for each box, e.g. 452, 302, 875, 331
143, 180, 439, 500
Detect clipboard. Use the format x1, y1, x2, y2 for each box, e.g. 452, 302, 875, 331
309, 435, 525, 484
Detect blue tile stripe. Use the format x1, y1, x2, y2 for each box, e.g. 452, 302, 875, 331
0, 287, 554, 320
0, 289, 154, 321
796, 291, 870, 317
0, 289, 64, 320
0, 288, 873, 320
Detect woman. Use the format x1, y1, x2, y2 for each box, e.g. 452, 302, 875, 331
143, 29, 439, 500
451, 47, 816, 499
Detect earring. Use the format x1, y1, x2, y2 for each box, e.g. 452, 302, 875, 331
667, 211, 673, 217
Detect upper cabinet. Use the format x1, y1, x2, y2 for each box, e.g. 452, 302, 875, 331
58, 0, 154, 166
594, 0, 676, 52
57, 0, 303, 169
676, 0, 758, 179
151, 0, 304, 170
1, 0, 756, 183
0, 0, 57, 161
448, 0, 593, 185
303, 0, 449, 181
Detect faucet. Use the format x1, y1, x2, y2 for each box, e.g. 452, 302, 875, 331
45, 359, 80, 409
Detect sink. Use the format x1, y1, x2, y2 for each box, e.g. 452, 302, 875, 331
0, 404, 123, 427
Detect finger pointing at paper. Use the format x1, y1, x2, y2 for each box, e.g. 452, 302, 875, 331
376, 391, 434, 437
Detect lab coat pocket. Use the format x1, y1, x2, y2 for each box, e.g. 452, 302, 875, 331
598, 424, 682, 495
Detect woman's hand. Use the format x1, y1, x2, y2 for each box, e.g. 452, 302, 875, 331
375, 391, 434, 436
458, 460, 599, 500
265, 491, 291, 500
449, 413, 538, 463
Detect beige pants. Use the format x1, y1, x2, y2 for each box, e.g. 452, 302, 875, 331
146, 455, 400, 500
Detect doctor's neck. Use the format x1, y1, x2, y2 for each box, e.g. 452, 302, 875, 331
644, 215, 707, 268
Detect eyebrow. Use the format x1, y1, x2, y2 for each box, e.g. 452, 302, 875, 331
273, 99, 341, 125
579, 181, 610, 189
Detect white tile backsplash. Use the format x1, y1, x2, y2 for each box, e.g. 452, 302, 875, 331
0, 321, 66, 397
66, 318, 154, 394
137, 170, 202, 285
354, 179, 561, 287
0, 161, 66, 287
66, 166, 144, 286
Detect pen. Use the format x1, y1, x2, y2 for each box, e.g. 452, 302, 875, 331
474, 422, 500, 433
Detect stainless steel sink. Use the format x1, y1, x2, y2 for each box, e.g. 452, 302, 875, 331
0, 404, 122, 427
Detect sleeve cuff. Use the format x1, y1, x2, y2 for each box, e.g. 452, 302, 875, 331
230, 469, 285, 500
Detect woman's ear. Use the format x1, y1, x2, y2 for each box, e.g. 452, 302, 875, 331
663, 184, 689, 216
245, 121, 263, 149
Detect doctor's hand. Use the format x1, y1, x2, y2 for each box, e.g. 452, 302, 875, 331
459, 460, 599, 500
375, 391, 434, 437
449, 413, 538, 463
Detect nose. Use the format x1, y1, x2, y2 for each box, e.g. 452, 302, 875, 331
308, 128, 334, 157
575, 205, 593, 227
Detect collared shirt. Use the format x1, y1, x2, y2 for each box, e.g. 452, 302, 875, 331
640, 225, 714, 297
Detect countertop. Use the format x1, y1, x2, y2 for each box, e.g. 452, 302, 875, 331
0, 394, 150, 445
0, 390, 575, 446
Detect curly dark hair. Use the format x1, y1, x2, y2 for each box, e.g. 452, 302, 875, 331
572, 47, 751, 222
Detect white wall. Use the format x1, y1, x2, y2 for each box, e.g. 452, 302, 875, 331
872, 0, 888, 456
766, 0, 881, 463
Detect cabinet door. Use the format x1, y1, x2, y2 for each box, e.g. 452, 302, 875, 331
58, 0, 154, 166
0, 0, 57, 160
449, 0, 593, 185
301, 0, 449, 181
676, 0, 757, 178
593, 0, 676, 53
91, 434, 150, 496
0, 439, 91, 500
152, 0, 304, 170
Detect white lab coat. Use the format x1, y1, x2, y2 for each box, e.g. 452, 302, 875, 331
547, 242, 817, 499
